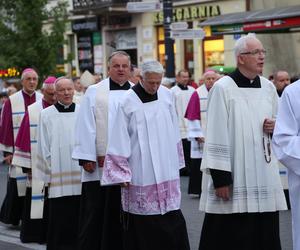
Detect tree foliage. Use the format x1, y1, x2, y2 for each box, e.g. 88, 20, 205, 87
0, 0, 68, 79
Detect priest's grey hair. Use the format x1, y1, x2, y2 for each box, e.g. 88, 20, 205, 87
108, 51, 131, 67
21, 69, 38, 81
54, 76, 73, 90
234, 33, 258, 59
141, 60, 164, 78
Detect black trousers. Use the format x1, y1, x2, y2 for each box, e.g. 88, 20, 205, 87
101, 185, 123, 250
0, 177, 24, 226
188, 158, 202, 195
78, 181, 106, 250
199, 212, 281, 250
47, 196, 80, 250
123, 210, 190, 250
181, 139, 191, 176
20, 187, 48, 243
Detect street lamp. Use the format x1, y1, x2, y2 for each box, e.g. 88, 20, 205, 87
163, 0, 175, 79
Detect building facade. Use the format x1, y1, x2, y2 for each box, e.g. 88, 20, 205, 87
69, 0, 300, 81
70, 0, 246, 81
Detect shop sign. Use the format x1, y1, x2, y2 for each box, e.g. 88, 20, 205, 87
93, 32, 102, 45
0, 67, 20, 78
105, 16, 132, 29
154, 4, 220, 24
171, 29, 205, 40
211, 24, 243, 35
211, 16, 300, 35
77, 34, 93, 72
243, 16, 300, 32
170, 22, 188, 30
72, 18, 99, 33
127, 1, 161, 13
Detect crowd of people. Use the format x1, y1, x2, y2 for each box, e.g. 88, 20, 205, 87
0, 33, 299, 250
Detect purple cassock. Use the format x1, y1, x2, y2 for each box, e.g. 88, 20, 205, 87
0, 90, 37, 226
0, 91, 37, 149
15, 99, 51, 152
184, 91, 201, 121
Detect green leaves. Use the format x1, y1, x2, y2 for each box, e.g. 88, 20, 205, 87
0, 0, 68, 81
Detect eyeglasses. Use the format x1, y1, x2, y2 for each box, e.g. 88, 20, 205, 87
240, 49, 267, 56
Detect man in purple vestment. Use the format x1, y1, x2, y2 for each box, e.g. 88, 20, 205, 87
13, 76, 56, 243
0, 68, 41, 226
184, 70, 218, 195
14, 77, 56, 158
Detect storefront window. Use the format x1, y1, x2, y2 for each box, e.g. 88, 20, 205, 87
157, 26, 176, 68
184, 40, 194, 78
203, 38, 224, 69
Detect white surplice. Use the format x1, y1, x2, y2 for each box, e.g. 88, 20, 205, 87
101, 85, 185, 215
171, 85, 194, 139
72, 78, 131, 182
200, 76, 287, 214
36, 105, 81, 199
272, 80, 300, 250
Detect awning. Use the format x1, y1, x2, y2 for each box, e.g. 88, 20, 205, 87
199, 5, 300, 35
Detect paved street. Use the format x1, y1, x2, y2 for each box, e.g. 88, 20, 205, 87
0, 162, 293, 250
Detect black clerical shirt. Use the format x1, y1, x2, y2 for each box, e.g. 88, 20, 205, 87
55, 102, 75, 112
132, 83, 158, 103
229, 69, 261, 88
109, 78, 131, 91
176, 83, 189, 90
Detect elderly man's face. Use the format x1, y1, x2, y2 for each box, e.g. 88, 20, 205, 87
239, 39, 265, 76
141, 72, 162, 95
42, 85, 56, 105
108, 54, 131, 85
55, 79, 74, 106
274, 71, 290, 91
22, 71, 38, 94
204, 72, 218, 91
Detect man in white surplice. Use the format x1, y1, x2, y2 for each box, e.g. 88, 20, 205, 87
273, 80, 300, 250
36, 77, 81, 250
199, 33, 287, 250
101, 60, 190, 250
72, 51, 132, 250
171, 69, 195, 176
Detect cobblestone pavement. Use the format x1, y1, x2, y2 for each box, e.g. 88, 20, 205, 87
0, 164, 293, 250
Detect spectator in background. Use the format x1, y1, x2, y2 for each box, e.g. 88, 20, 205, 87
129, 64, 142, 84
273, 70, 290, 97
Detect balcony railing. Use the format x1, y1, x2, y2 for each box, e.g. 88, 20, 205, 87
73, 0, 140, 12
